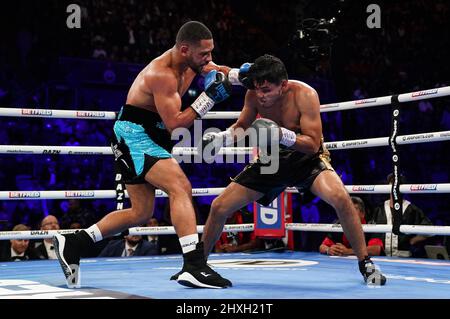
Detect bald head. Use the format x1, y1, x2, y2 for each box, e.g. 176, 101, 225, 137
41, 215, 60, 230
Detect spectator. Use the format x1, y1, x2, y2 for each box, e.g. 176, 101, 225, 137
60, 199, 96, 229
319, 197, 383, 256
145, 217, 160, 252
34, 215, 60, 260
98, 234, 158, 257
0, 224, 40, 261
369, 174, 433, 258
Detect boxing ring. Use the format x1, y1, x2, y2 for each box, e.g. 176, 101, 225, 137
1, 252, 450, 299
1, 86, 450, 299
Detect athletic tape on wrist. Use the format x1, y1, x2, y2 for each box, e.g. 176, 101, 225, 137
228, 68, 241, 86
280, 127, 297, 147
191, 92, 215, 118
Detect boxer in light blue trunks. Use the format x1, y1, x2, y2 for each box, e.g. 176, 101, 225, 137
53, 21, 240, 289
113, 104, 173, 184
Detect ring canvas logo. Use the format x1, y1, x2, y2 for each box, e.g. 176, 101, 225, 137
0, 280, 146, 299
208, 259, 318, 268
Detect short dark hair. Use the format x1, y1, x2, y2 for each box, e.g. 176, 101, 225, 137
176, 21, 212, 46
351, 196, 366, 214
248, 54, 288, 86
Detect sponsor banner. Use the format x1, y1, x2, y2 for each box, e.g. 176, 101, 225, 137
325, 142, 338, 149
341, 140, 368, 148
0, 231, 21, 237
67, 151, 106, 155
355, 98, 377, 105
192, 189, 209, 195
76, 111, 106, 118
30, 230, 49, 236
6, 149, 33, 154
401, 133, 434, 142
9, 191, 41, 198
351, 186, 376, 192
58, 229, 79, 234
135, 226, 172, 232
224, 224, 254, 232
42, 149, 61, 154
21, 109, 53, 116
254, 194, 285, 238
411, 89, 438, 98
321, 103, 340, 108
410, 184, 438, 191
65, 191, 95, 198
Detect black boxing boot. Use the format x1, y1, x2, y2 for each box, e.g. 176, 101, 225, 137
53, 230, 94, 288
176, 242, 232, 289
170, 270, 182, 281
359, 256, 387, 286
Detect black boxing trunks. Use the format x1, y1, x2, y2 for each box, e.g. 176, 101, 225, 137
231, 146, 333, 206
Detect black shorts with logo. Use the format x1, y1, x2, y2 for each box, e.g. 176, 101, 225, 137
231, 147, 333, 206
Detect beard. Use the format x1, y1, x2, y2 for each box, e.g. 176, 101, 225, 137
187, 58, 204, 74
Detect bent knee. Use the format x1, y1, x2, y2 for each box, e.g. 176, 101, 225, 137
211, 198, 233, 219
129, 207, 152, 225
330, 190, 352, 211
167, 178, 192, 197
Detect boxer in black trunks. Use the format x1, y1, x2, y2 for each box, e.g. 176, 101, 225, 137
53, 21, 238, 289
200, 54, 386, 285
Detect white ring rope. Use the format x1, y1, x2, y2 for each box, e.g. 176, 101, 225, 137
1, 129, 449, 156
0, 224, 255, 240
0, 188, 226, 200
1, 183, 450, 201
0, 108, 241, 120
1, 87, 449, 240
2, 223, 450, 240
0, 145, 254, 156
288, 183, 450, 194
325, 130, 450, 150
319, 86, 450, 112
1, 86, 449, 120
285, 224, 450, 236
0, 109, 117, 120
